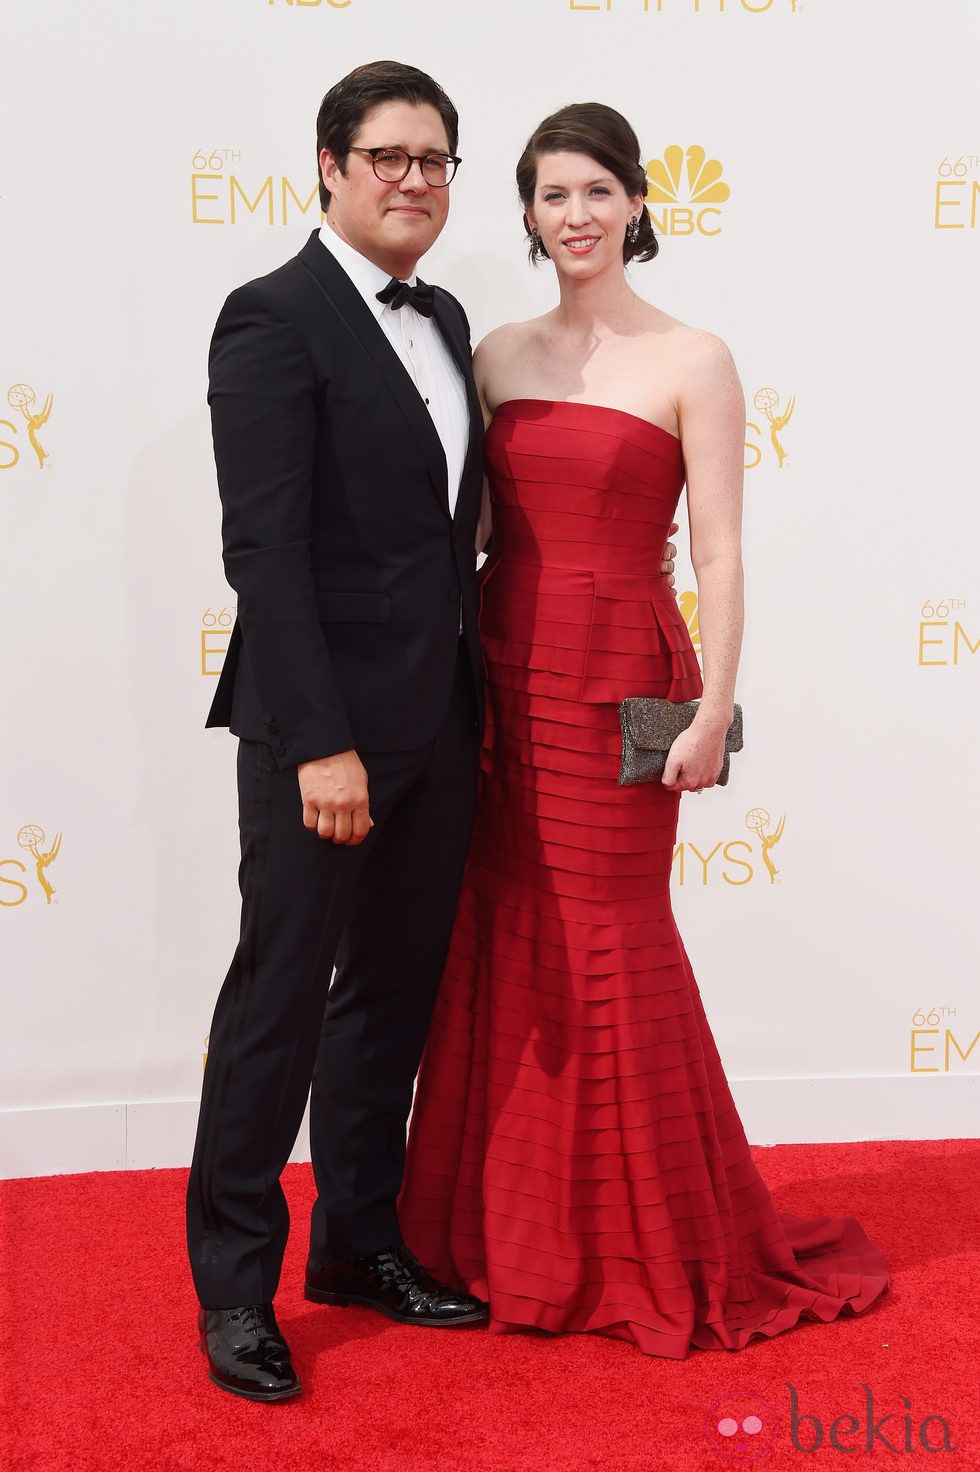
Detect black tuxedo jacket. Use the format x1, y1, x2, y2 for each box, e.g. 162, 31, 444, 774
205, 230, 485, 767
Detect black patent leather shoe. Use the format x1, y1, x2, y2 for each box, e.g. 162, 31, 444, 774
304, 1244, 489, 1327
199, 1303, 301, 1401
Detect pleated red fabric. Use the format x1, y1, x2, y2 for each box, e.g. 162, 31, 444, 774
399, 399, 889, 1358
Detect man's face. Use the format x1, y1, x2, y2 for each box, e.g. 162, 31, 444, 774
320, 100, 453, 279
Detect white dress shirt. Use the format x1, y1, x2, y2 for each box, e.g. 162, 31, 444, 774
318, 225, 469, 516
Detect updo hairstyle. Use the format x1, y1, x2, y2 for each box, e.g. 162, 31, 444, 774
515, 102, 658, 266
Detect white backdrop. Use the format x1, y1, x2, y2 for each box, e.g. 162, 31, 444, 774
1, 0, 978, 1176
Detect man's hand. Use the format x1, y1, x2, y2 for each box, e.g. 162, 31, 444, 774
298, 750, 372, 845
660, 522, 679, 587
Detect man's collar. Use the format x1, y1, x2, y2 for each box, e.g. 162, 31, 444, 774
318, 224, 418, 318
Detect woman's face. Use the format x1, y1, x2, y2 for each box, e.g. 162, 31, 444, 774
526, 150, 642, 278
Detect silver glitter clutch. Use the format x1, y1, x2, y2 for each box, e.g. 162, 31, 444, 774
618, 698, 743, 787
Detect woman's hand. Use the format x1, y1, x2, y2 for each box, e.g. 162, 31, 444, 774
660, 522, 679, 586
662, 718, 729, 793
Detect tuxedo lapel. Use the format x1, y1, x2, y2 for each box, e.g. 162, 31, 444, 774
297, 235, 450, 515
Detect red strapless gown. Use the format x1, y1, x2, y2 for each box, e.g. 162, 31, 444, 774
399, 399, 889, 1357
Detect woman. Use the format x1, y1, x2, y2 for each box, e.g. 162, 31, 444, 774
399, 104, 889, 1357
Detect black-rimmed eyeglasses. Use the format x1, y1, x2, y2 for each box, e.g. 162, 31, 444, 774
348, 146, 461, 187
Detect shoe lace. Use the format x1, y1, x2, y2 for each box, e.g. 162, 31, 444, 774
376, 1245, 435, 1293
228, 1303, 282, 1347
390, 1245, 421, 1272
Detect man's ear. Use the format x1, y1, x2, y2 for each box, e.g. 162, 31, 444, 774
320, 147, 342, 192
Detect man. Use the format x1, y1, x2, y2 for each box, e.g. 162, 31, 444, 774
187, 61, 488, 1402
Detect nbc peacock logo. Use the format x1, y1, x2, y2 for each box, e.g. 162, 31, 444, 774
645, 146, 730, 237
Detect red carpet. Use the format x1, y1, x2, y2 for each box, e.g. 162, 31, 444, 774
3, 1140, 978, 1470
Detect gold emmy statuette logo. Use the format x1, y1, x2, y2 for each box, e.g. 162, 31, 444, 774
910, 1006, 979, 1074
744, 807, 784, 884
750, 387, 795, 469
934, 155, 979, 230
645, 146, 729, 236
18, 823, 61, 904
267, 0, 352, 8
679, 590, 701, 658
203, 1033, 210, 1073
201, 606, 234, 675
5, 383, 53, 469
918, 598, 978, 666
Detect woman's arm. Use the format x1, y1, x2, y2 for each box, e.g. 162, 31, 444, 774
475, 476, 492, 556
472, 332, 506, 554
663, 331, 745, 792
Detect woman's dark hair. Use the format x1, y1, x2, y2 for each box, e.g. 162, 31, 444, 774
316, 60, 460, 211
515, 102, 658, 266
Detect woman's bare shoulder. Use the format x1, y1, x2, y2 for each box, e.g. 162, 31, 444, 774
474, 315, 553, 401
474, 316, 547, 364
672, 321, 738, 377
668, 326, 744, 434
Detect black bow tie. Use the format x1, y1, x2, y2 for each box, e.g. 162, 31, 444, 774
376, 276, 436, 318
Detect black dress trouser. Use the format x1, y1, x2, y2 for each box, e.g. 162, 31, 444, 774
186, 650, 479, 1308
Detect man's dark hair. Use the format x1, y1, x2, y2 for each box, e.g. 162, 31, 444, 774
316, 60, 459, 211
